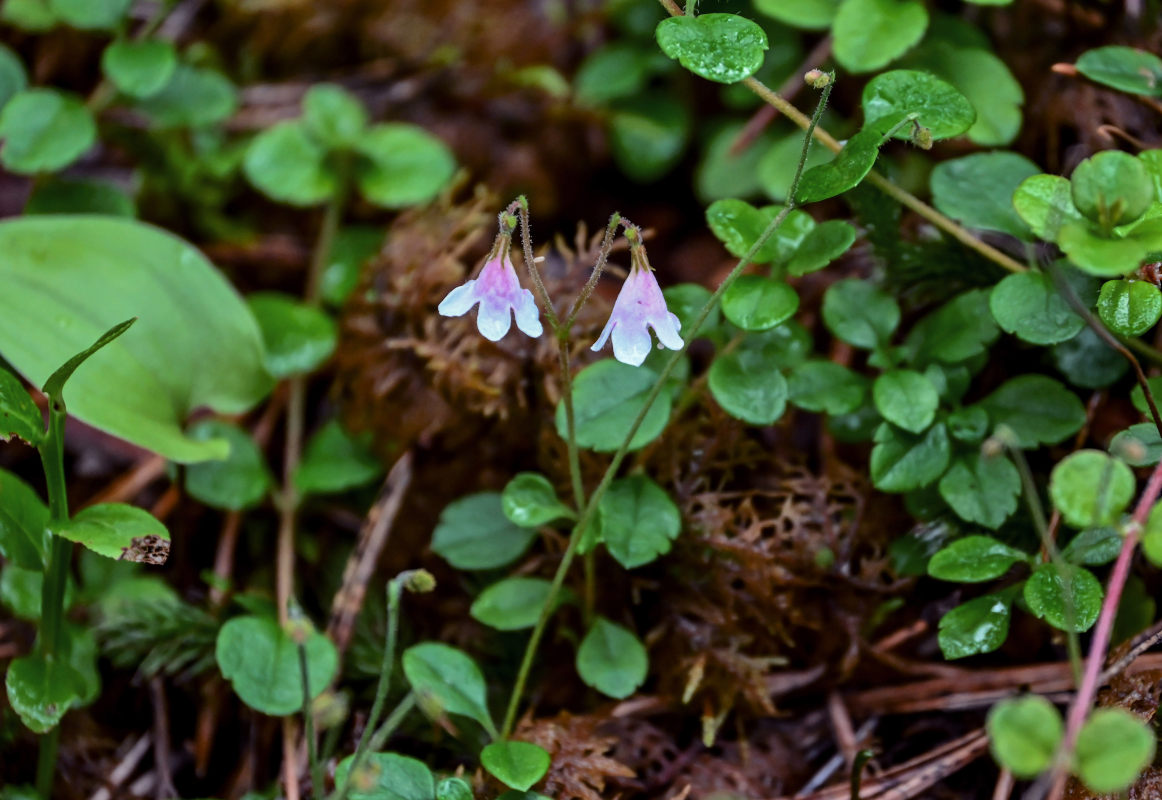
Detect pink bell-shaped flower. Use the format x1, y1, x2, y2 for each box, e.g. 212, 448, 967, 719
591, 261, 683, 367
438, 251, 543, 341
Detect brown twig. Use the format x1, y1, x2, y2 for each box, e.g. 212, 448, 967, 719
325, 451, 414, 662
149, 678, 176, 800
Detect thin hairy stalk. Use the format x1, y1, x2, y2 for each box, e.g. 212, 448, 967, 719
35, 404, 69, 798
657, 0, 1027, 276
329, 693, 418, 800
298, 643, 323, 798
346, 580, 404, 779
515, 198, 562, 332
500, 75, 834, 738
1047, 262, 1162, 438
565, 214, 621, 332
1047, 457, 1162, 800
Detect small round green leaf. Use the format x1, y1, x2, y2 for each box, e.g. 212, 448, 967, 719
247, 292, 338, 378
1074, 708, 1156, 794
0, 44, 28, 109
989, 271, 1085, 345
938, 592, 1013, 660
101, 39, 178, 99
1049, 450, 1136, 529
5, 652, 85, 733
436, 777, 473, 800
470, 577, 559, 631
862, 69, 975, 141
609, 93, 690, 182
787, 360, 866, 415
1013, 174, 1085, 241
908, 43, 1024, 146
1076, 46, 1162, 97
795, 128, 882, 204
721, 275, 798, 331
402, 642, 496, 737
0, 89, 95, 174
870, 422, 951, 493
244, 121, 339, 207
932, 152, 1039, 238
979, 375, 1085, 448
705, 199, 786, 264
598, 474, 681, 569
1061, 526, 1122, 566
708, 345, 789, 426
573, 43, 651, 106
986, 695, 1063, 777
929, 534, 1026, 582
938, 454, 1021, 530
873, 369, 938, 434
785, 220, 857, 276
1024, 562, 1103, 632
215, 615, 337, 716
431, 492, 537, 571
576, 617, 648, 699
51, 503, 169, 562
832, 0, 928, 74
1096, 279, 1162, 336
334, 752, 435, 800
184, 420, 272, 511
502, 473, 573, 527
822, 278, 900, 349
136, 65, 237, 128
303, 83, 367, 149
903, 289, 999, 365
753, 0, 838, 30
1071, 151, 1155, 227
481, 741, 551, 792
356, 123, 456, 209
654, 13, 768, 84
293, 418, 383, 496
1053, 325, 1129, 388
49, 0, 129, 29
556, 359, 671, 453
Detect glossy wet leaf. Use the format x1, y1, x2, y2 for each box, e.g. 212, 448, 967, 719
215, 615, 337, 716
1049, 450, 1135, 528
986, 695, 1063, 777
938, 455, 1022, 530
787, 360, 867, 415
481, 741, 551, 791
470, 577, 560, 631
599, 475, 681, 569
1144, 503, 1162, 568
821, 278, 900, 349
989, 271, 1085, 345
184, 420, 272, 511
1070, 150, 1154, 227
654, 13, 768, 84
576, 617, 648, 699
0, 216, 273, 463
431, 492, 538, 571
721, 276, 799, 331
502, 473, 573, 527
1076, 46, 1162, 97
557, 360, 671, 452
938, 591, 1013, 659
862, 69, 974, 140
1024, 562, 1102, 632
795, 128, 881, 203
333, 752, 435, 800
928, 535, 1026, 582
1096, 279, 1162, 336
0, 89, 95, 174
0, 367, 42, 446
356, 123, 456, 208
931, 152, 1039, 238
705, 199, 790, 264
708, 344, 789, 426
832, 0, 928, 73
873, 369, 938, 434
244, 121, 338, 207
403, 642, 496, 737
870, 422, 951, 493
248, 292, 337, 378
908, 43, 1024, 146
5, 652, 85, 732
52, 503, 169, 562
101, 39, 177, 98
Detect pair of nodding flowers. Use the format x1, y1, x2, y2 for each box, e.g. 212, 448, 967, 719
437, 212, 683, 368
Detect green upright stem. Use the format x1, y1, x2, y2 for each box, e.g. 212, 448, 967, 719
36, 404, 71, 798
500, 78, 834, 739
299, 643, 324, 798
329, 692, 417, 800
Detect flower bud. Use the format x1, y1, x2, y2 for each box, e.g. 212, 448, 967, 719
403, 569, 437, 594
804, 69, 831, 89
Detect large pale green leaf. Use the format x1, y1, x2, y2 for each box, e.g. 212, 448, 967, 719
0, 217, 273, 463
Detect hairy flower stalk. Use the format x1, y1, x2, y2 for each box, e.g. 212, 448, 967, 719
437, 214, 543, 341
591, 231, 683, 367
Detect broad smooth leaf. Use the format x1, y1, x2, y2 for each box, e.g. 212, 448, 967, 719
557, 359, 671, 452
48, 0, 129, 29
609, 93, 690, 183
0, 89, 96, 174
1110, 423, 1162, 467
989, 272, 1085, 345
708, 344, 789, 426
795, 128, 881, 203
333, 752, 435, 800
481, 741, 551, 792
470, 577, 561, 631
0, 367, 43, 446
906, 43, 1024, 146
247, 292, 337, 378
904, 289, 999, 365
0, 44, 28, 109
136, 64, 237, 128
1075, 708, 1157, 794
1070, 151, 1154, 227
785, 220, 857, 276
576, 617, 648, 699
101, 39, 177, 99
938, 592, 1014, 659
356, 124, 456, 208
244, 121, 338, 207
979, 375, 1085, 448
52, 503, 170, 562
1012, 174, 1084, 240
861, 70, 975, 140
598, 475, 681, 569
754, 0, 839, 29
0, 216, 273, 463
293, 418, 383, 495
654, 13, 768, 84
721, 275, 798, 331
872, 369, 938, 434
402, 642, 496, 737
1076, 46, 1162, 97
5, 652, 85, 732
302, 84, 368, 149
184, 420, 272, 511
832, 0, 928, 73
986, 695, 1063, 777
431, 492, 538, 571
215, 615, 337, 716
787, 360, 866, 415
931, 152, 1039, 238
821, 278, 900, 349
